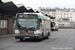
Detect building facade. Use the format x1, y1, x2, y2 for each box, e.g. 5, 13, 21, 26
56, 8, 75, 28
0, 13, 14, 35
37, 7, 75, 28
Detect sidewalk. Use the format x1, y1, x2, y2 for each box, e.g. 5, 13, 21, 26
59, 27, 75, 29
0, 34, 15, 38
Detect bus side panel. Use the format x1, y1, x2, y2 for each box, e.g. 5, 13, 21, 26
40, 23, 44, 34
41, 19, 50, 37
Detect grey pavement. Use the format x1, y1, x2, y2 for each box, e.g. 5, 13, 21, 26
0, 34, 14, 38
0, 29, 75, 50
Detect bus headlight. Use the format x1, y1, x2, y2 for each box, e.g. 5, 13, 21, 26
34, 30, 40, 34
34, 30, 40, 36
15, 30, 20, 36
15, 30, 19, 33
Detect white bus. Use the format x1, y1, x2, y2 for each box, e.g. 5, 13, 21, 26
15, 13, 51, 41
51, 21, 59, 31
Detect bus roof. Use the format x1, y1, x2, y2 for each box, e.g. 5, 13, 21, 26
16, 13, 50, 20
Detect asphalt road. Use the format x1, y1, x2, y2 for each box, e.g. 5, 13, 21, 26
0, 29, 75, 50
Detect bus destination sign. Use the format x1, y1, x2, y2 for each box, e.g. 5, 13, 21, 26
17, 14, 37, 18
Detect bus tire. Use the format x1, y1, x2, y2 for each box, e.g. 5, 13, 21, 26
55, 29, 57, 31
46, 36, 49, 39
20, 39, 23, 41
39, 33, 44, 41
46, 32, 50, 39
45, 36, 49, 39
47, 32, 50, 39
39, 38, 43, 41
48, 32, 51, 36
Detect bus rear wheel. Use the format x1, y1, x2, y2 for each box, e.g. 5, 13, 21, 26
45, 36, 49, 39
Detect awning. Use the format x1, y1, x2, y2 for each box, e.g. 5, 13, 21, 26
0, 0, 35, 18
0, 2, 28, 13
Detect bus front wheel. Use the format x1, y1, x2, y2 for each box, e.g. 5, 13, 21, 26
39, 33, 44, 41
20, 39, 23, 41
46, 32, 51, 39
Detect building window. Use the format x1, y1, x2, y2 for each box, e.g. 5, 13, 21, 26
64, 16, 65, 18
67, 14, 68, 15
0, 20, 7, 28
70, 16, 72, 18
67, 16, 69, 18
58, 16, 59, 18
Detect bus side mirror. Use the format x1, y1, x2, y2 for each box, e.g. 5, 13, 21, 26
39, 19, 42, 23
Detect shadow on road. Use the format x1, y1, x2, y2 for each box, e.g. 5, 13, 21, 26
17, 38, 50, 42
16, 37, 58, 43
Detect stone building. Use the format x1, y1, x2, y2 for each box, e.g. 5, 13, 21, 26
37, 7, 75, 28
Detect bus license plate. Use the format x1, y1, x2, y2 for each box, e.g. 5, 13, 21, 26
24, 37, 29, 39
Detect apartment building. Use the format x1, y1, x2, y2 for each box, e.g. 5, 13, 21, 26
56, 8, 75, 21
37, 7, 75, 28
56, 8, 75, 28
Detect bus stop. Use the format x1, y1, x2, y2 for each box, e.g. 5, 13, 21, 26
0, 0, 35, 35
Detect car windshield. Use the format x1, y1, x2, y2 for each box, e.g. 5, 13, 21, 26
17, 19, 38, 29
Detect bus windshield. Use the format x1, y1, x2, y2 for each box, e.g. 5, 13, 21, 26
17, 19, 38, 29
51, 22, 55, 27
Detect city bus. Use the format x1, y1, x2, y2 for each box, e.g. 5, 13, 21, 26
51, 21, 59, 31
15, 13, 51, 41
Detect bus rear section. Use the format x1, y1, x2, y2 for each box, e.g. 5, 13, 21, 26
51, 22, 59, 31
15, 13, 51, 41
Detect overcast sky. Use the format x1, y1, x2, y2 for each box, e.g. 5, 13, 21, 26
2, 0, 75, 9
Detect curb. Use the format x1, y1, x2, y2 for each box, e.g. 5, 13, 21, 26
59, 28, 75, 29
0, 34, 15, 37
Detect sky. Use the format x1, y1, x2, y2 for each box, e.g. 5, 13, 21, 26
2, 0, 75, 9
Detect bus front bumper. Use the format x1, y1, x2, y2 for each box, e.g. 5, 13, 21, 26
15, 34, 42, 39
